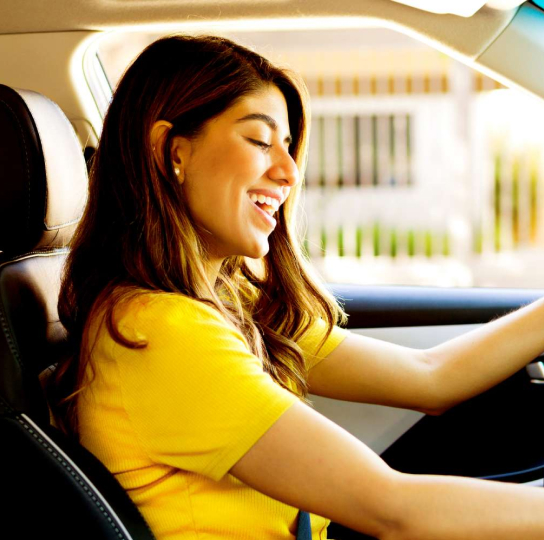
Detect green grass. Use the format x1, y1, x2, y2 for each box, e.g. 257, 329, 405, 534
373, 222, 380, 256
442, 232, 450, 257
474, 226, 483, 255
424, 231, 433, 257
407, 230, 416, 257
337, 116, 343, 187
337, 226, 344, 257
512, 158, 519, 246
320, 227, 327, 257
530, 158, 538, 244
390, 228, 398, 258
494, 154, 501, 252
356, 226, 363, 258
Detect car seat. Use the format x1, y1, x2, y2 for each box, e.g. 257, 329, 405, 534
0, 83, 156, 540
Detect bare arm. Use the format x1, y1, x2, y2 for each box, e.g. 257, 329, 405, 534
427, 296, 544, 410
230, 400, 544, 539
307, 297, 544, 413
306, 332, 437, 413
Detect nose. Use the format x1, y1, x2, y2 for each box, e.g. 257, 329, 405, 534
267, 147, 299, 187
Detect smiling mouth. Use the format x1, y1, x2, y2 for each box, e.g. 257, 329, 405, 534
249, 193, 279, 217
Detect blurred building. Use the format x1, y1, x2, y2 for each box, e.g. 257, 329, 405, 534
99, 28, 544, 288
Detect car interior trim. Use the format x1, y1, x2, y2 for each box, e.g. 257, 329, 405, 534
330, 284, 544, 328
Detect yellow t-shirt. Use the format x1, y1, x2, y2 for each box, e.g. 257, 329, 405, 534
78, 292, 349, 539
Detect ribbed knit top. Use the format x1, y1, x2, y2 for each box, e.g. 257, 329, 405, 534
78, 292, 349, 539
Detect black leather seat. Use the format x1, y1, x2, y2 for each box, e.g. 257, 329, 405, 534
0, 84, 156, 540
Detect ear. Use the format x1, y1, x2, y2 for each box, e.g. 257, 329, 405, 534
169, 135, 192, 185
150, 120, 173, 177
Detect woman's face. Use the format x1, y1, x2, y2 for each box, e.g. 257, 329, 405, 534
173, 85, 299, 263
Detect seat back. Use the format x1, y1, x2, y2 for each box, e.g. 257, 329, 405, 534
0, 84, 156, 540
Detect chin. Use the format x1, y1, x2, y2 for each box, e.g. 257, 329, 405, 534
242, 239, 270, 259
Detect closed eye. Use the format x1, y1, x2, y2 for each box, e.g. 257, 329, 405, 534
246, 137, 272, 152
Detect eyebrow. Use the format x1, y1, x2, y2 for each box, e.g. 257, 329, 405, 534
235, 113, 293, 145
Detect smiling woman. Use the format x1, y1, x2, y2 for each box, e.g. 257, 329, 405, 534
46, 34, 347, 540
44, 32, 544, 540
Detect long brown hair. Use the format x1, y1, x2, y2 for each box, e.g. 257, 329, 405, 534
49, 34, 346, 436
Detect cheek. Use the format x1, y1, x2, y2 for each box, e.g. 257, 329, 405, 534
182, 165, 239, 226
182, 136, 267, 227
190, 144, 261, 202
191, 138, 244, 182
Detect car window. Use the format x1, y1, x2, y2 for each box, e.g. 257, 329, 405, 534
96, 26, 544, 289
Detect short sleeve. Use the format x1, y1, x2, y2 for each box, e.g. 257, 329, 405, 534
112, 294, 298, 482
296, 319, 350, 371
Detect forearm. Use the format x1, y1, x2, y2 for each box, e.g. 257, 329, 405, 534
425, 296, 544, 410
388, 473, 544, 540
231, 400, 544, 539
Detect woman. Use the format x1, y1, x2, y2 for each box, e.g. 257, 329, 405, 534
48, 34, 544, 539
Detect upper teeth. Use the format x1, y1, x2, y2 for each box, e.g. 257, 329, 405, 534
249, 193, 280, 211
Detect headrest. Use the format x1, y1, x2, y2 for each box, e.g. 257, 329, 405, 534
0, 85, 87, 256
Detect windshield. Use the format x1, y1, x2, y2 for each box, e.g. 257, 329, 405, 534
97, 27, 544, 289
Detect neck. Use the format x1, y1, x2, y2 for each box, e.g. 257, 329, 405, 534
204, 256, 224, 297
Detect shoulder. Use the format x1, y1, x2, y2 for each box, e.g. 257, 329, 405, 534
119, 291, 223, 324
120, 290, 221, 317
113, 291, 247, 348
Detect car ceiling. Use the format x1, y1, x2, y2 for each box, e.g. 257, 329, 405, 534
1, 0, 519, 60
3, 0, 544, 133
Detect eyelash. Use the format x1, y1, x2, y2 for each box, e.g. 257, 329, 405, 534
247, 138, 272, 152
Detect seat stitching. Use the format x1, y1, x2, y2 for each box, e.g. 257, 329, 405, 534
0, 293, 24, 369
44, 215, 83, 229
0, 247, 68, 269
0, 395, 16, 416
16, 415, 128, 539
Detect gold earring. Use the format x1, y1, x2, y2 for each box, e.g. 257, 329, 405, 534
174, 167, 180, 175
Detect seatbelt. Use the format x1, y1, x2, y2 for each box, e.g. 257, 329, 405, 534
296, 510, 312, 540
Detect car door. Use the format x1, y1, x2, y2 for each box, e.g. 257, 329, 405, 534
319, 285, 544, 538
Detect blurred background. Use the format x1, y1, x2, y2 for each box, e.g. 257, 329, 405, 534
97, 26, 544, 288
